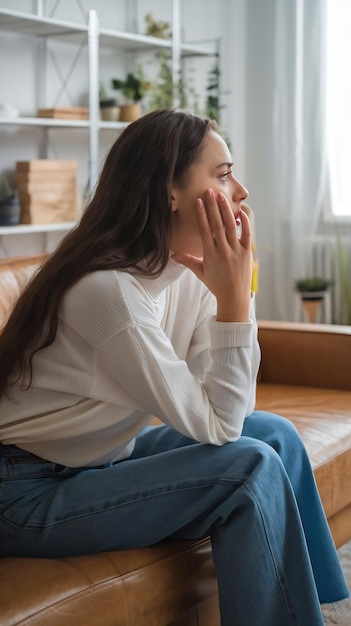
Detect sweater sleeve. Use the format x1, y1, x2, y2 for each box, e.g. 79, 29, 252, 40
185, 290, 260, 420
93, 302, 259, 445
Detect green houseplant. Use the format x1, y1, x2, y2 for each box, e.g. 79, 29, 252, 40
294, 277, 332, 323
205, 59, 221, 122
294, 277, 332, 294
204, 54, 231, 149
144, 13, 171, 39
112, 72, 150, 121
148, 50, 174, 110
148, 49, 200, 113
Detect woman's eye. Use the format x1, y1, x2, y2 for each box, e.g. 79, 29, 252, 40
220, 170, 232, 181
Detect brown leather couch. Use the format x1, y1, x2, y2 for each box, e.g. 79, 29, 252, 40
0, 255, 351, 626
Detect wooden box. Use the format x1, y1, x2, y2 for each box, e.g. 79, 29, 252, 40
16, 160, 78, 224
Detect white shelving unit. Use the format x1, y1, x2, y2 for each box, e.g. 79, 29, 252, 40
0, 222, 75, 235
0, 116, 91, 128
0, 3, 215, 253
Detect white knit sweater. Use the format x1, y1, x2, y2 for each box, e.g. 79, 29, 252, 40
0, 259, 260, 467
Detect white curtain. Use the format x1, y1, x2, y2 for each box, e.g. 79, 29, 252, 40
271, 0, 327, 320
243, 0, 327, 321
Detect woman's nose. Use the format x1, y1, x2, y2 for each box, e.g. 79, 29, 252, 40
232, 178, 249, 203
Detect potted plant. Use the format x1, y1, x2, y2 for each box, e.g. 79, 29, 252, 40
143, 12, 197, 113
111, 71, 150, 122
144, 13, 171, 39
204, 54, 231, 149
294, 277, 332, 323
205, 58, 221, 122
99, 84, 120, 121
294, 277, 332, 296
148, 50, 174, 110
0, 172, 20, 226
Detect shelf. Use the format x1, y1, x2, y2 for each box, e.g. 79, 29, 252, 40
0, 115, 90, 128
0, 222, 75, 235
0, 8, 214, 56
181, 42, 217, 57
99, 28, 214, 56
99, 28, 171, 51
0, 116, 129, 131
0, 8, 88, 43
99, 120, 128, 130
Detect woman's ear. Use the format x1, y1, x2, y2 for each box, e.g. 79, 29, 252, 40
170, 188, 178, 212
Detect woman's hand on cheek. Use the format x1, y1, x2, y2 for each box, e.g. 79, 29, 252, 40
172, 188, 252, 323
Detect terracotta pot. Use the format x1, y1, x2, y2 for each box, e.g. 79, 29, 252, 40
119, 103, 141, 122
299, 291, 326, 323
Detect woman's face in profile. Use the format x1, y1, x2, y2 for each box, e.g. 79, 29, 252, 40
170, 130, 248, 257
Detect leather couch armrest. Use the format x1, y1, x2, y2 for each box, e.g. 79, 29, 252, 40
258, 321, 351, 390
0, 255, 47, 331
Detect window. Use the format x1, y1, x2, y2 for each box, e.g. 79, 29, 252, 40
326, 0, 351, 218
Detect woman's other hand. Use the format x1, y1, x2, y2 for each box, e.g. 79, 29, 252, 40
172, 188, 252, 322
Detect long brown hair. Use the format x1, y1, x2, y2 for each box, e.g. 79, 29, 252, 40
0, 109, 216, 396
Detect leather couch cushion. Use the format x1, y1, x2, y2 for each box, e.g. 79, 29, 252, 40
256, 383, 351, 519
0, 538, 220, 626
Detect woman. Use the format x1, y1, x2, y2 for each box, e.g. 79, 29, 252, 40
0, 109, 349, 625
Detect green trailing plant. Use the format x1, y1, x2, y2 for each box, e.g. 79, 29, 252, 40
148, 49, 200, 113
179, 62, 200, 113
204, 55, 231, 149
205, 59, 221, 123
148, 50, 174, 110
143, 13, 173, 111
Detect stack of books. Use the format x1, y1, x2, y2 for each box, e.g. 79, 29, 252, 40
16, 160, 78, 224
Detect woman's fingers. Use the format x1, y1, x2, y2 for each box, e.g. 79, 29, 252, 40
200, 189, 251, 252
194, 196, 217, 252
216, 192, 239, 247
203, 189, 227, 245
179, 189, 252, 320
238, 208, 251, 249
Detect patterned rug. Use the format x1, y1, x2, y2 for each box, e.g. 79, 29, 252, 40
324, 541, 351, 624
338, 541, 351, 592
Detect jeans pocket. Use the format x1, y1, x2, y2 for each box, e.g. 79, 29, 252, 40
0, 451, 75, 481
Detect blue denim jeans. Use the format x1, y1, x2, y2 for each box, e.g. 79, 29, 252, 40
0, 411, 349, 626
